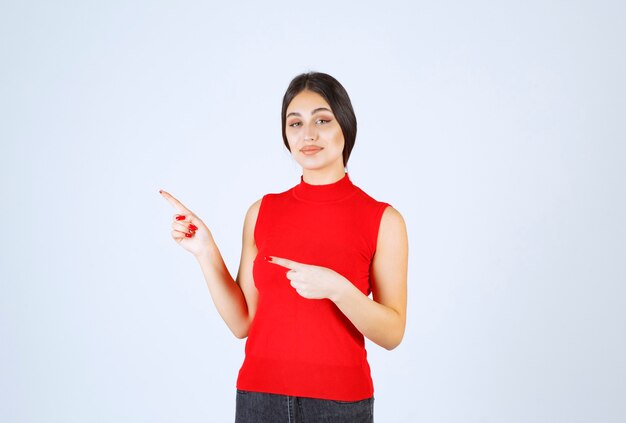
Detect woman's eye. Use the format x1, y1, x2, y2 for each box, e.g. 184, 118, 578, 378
288, 119, 331, 127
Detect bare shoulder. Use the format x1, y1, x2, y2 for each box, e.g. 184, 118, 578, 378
379, 205, 407, 240
248, 197, 263, 215
371, 204, 408, 329
244, 197, 263, 226
237, 197, 263, 331
373, 205, 408, 276
381, 204, 404, 222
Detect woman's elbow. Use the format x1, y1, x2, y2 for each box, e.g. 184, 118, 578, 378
233, 330, 248, 340
231, 316, 253, 339
383, 334, 404, 351
232, 323, 250, 339
384, 324, 406, 350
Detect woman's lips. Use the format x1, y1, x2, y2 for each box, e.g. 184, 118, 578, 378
301, 147, 323, 155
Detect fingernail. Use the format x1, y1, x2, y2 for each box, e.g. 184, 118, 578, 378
264, 256, 272, 262
189, 224, 197, 231
176, 215, 186, 221
159, 189, 162, 194
185, 233, 192, 237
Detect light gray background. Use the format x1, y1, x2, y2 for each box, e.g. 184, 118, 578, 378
1, 1, 625, 422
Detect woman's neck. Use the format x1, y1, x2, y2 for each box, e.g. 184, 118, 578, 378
301, 166, 346, 185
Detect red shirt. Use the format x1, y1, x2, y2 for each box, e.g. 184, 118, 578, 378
236, 172, 391, 401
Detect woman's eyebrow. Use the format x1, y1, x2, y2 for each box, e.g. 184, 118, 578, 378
287, 107, 332, 118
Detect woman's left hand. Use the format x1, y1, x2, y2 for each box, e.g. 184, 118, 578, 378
266, 256, 349, 301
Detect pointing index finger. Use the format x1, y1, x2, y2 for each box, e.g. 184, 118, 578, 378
268, 256, 303, 270
159, 189, 190, 214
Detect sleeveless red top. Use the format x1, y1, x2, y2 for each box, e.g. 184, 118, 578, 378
236, 172, 391, 401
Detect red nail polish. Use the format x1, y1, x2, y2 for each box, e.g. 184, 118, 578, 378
189, 224, 197, 231
264, 256, 272, 262
176, 215, 185, 221
185, 233, 192, 237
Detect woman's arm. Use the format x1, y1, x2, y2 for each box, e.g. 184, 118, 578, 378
269, 206, 409, 350
331, 206, 408, 350
195, 199, 260, 339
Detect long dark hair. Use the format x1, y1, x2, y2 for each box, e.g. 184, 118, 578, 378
281, 72, 357, 168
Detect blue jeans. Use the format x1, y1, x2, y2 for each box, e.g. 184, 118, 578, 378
235, 389, 374, 423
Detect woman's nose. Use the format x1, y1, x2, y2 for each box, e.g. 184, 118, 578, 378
303, 124, 318, 142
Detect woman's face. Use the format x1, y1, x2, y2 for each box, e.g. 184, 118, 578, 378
285, 89, 345, 172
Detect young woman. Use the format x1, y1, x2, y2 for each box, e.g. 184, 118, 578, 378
160, 72, 408, 422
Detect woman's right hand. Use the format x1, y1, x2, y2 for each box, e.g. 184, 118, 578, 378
159, 189, 216, 258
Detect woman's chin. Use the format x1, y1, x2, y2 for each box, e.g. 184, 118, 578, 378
295, 155, 344, 172
294, 156, 324, 169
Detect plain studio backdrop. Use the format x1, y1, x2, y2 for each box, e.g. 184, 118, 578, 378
1, 1, 625, 422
